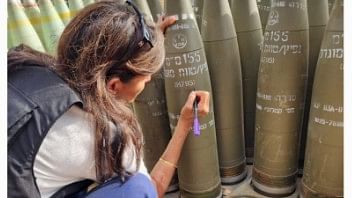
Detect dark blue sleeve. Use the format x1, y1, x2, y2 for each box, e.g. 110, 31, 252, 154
85, 173, 157, 198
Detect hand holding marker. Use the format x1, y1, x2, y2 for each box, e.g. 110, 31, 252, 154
193, 91, 201, 136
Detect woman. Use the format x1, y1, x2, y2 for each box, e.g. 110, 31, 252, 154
7, 1, 210, 198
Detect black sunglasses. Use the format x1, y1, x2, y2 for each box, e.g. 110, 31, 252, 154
126, 0, 154, 48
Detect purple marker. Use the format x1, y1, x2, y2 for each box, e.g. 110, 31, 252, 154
193, 95, 201, 136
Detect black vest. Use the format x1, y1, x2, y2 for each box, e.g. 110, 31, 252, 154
8, 66, 92, 198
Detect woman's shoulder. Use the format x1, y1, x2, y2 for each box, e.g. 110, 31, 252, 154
34, 105, 97, 197
39, 105, 96, 168
47, 105, 95, 146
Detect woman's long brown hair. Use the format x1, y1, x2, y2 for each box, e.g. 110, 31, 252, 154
8, 0, 165, 182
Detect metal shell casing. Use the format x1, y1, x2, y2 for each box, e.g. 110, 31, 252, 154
202, 0, 247, 184
38, 0, 65, 54
8, 0, 46, 52
229, 0, 264, 164
256, 0, 271, 31
299, 0, 329, 173
133, 72, 179, 193
301, 0, 343, 197
147, 0, 163, 22
164, 0, 222, 197
252, 0, 309, 196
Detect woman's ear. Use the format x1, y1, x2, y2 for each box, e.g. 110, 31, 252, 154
107, 77, 123, 94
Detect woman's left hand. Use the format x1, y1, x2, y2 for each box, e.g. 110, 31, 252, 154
157, 15, 177, 34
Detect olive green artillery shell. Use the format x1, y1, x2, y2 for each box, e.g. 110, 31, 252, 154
164, 0, 222, 197
190, 0, 204, 32
133, 71, 179, 192
83, 0, 95, 6
68, 0, 84, 18
229, 0, 263, 163
52, 0, 71, 25
202, 0, 247, 184
23, 0, 45, 45
160, 0, 165, 10
301, 1, 343, 197
133, 0, 154, 22
229, 0, 262, 32
8, 0, 46, 52
147, 0, 163, 22
256, 0, 271, 31
252, 0, 309, 196
328, 0, 335, 13
134, 73, 171, 171
8, 28, 14, 50
38, 0, 65, 55
299, 0, 329, 173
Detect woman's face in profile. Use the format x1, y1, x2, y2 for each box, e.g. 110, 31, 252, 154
116, 74, 152, 103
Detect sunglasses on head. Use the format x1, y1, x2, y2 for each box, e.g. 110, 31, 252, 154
125, 0, 154, 48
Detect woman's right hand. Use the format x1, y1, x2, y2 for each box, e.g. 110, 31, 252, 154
150, 91, 210, 197
179, 91, 210, 131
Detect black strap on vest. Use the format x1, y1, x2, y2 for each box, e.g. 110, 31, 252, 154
8, 66, 92, 197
